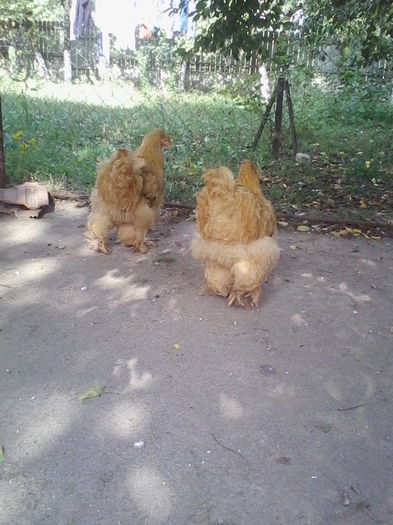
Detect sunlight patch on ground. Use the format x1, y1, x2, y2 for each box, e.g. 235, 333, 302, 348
322, 371, 375, 403
113, 358, 153, 391
1, 219, 49, 244
94, 269, 136, 289
291, 313, 307, 327
2, 259, 59, 288
219, 393, 243, 420
265, 381, 295, 400
360, 258, 377, 267
94, 270, 150, 302
98, 400, 149, 438
166, 296, 181, 313
337, 282, 370, 303
128, 467, 174, 522
19, 81, 147, 109
0, 480, 33, 525
15, 396, 74, 463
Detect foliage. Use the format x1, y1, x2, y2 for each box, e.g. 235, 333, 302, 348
297, 0, 393, 65
173, 0, 393, 69
2, 77, 392, 219
172, 0, 290, 60
0, 0, 64, 21
134, 38, 183, 91
218, 73, 263, 111
0, 0, 64, 82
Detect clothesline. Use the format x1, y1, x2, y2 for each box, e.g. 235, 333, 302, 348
71, 0, 196, 50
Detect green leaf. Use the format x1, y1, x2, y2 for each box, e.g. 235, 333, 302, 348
78, 386, 105, 402
297, 225, 311, 232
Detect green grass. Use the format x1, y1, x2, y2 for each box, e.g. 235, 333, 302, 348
2, 76, 392, 218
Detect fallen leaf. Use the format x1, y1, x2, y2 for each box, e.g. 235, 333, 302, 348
289, 244, 298, 250
371, 235, 382, 240
278, 221, 289, 227
0, 446, 4, 464
155, 253, 177, 264
352, 229, 362, 236
78, 386, 105, 401
173, 343, 180, 350
359, 199, 367, 208
296, 225, 310, 232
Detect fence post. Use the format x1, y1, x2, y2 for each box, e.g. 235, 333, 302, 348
252, 84, 277, 149
250, 50, 257, 74
182, 58, 190, 90
272, 76, 285, 158
0, 95, 7, 188
97, 32, 111, 79
63, 0, 72, 82
284, 80, 298, 157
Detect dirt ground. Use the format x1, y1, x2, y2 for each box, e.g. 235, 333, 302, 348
1, 200, 393, 525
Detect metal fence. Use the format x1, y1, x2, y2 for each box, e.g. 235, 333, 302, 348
2, 18, 390, 89
0, 17, 392, 198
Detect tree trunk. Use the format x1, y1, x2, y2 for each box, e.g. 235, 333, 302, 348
0, 95, 7, 188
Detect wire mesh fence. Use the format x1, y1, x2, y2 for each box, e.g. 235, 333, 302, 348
0, 17, 392, 203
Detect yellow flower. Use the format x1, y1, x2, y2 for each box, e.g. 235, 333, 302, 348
19, 143, 29, 151
13, 130, 23, 140
365, 160, 371, 168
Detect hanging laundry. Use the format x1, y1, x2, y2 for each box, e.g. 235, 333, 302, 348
72, 0, 94, 40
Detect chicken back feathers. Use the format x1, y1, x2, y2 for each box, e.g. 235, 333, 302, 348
97, 129, 170, 211
87, 128, 171, 254
192, 160, 280, 308
196, 161, 276, 244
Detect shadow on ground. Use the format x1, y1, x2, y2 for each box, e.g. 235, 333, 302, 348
1, 200, 393, 524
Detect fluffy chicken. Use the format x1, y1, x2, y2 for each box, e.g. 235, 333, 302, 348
191, 160, 280, 308
87, 129, 171, 254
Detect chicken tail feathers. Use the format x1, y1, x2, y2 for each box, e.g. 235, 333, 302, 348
202, 166, 234, 190
237, 160, 262, 196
